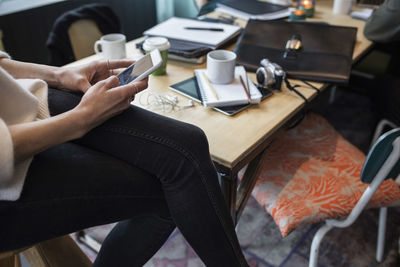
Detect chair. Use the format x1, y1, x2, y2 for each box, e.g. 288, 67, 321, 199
68, 19, 103, 61
0, 235, 91, 267
46, 3, 121, 66
241, 113, 400, 267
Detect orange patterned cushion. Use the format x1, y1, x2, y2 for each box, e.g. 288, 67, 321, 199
245, 113, 400, 237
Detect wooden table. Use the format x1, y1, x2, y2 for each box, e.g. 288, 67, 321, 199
68, 0, 373, 224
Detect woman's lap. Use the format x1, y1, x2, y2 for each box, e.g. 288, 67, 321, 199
0, 142, 170, 252
0, 88, 246, 266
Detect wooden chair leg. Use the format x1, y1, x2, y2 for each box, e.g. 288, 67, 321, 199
0, 254, 21, 267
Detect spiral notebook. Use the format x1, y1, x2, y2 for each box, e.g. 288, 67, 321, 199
194, 66, 262, 107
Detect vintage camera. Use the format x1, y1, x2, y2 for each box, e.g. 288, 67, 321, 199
256, 59, 285, 90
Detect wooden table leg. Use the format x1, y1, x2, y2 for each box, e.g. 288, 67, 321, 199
235, 148, 268, 223
216, 164, 238, 224
215, 147, 268, 225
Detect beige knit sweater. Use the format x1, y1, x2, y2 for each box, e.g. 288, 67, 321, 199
0, 52, 50, 200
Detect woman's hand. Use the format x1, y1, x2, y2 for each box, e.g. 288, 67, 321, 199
73, 75, 148, 132
56, 59, 134, 93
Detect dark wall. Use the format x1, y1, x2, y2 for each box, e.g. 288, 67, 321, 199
0, 0, 157, 64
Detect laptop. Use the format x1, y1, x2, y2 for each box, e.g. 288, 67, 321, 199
356, 0, 385, 8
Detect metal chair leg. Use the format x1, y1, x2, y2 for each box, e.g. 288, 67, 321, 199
376, 207, 387, 262
309, 223, 333, 267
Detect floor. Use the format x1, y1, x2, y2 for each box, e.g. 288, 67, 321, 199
71, 86, 400, 266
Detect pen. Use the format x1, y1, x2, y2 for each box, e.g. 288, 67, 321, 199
184, 27, 224, 32
239, 75, 251, 103
201, 72, 219, 100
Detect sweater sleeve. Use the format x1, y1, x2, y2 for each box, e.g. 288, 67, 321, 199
0, 119, 14, 183
364, 0, 400, 43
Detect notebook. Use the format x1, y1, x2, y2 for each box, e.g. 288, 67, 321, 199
195, 66, 262, 107
169, 76, 272, 116
143, 17, 242, 49
216, 0, 291, 20
234, 20, 357, 84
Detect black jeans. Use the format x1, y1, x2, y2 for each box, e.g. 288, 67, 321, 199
0, 88, 248, 267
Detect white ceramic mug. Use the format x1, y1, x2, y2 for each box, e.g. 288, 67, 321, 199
94, 33, 126, 59
206, 50, 237, 84
332, 0, 353, 14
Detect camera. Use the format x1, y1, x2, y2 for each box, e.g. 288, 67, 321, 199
256, 59, 285, 90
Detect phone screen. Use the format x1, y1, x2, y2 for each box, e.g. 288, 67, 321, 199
118, 54, 153, 85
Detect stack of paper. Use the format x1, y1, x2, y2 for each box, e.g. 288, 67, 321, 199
350, 8, 374, 21
216, 0, 292, 20
195, 66, 262, 107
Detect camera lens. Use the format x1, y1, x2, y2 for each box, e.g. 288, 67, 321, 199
256, 68, 265, 85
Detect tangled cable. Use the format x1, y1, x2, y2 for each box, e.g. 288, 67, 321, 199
139, 92, 194, 112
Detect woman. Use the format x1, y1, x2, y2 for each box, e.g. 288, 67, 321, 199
0, 51, 249, 266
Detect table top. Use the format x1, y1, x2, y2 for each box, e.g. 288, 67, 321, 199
68, 0, 372, 170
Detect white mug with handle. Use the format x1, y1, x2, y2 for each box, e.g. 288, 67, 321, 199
206, 50, 237, 84
94, 33, 126, 59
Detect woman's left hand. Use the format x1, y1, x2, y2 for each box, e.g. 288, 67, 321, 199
56, 59, 134, 93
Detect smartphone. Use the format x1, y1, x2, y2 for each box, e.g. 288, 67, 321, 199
117, 49, 162, 85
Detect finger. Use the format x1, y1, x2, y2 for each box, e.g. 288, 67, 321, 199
109, 80, 142, 101
133, 79, 148, 92
98, 75, 120, 90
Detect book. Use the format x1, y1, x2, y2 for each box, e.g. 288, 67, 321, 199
143, 17, 242, 50
216, 0, 291, 20
194, 66, 262, 107
169, 76, 272, 116
234, 20, 357, 84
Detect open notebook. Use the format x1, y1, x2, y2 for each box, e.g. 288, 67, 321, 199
194, 66, 262, 107
144, 17, 241, 49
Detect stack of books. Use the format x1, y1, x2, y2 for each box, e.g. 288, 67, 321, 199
194, 66, 262, 107
169, 66, 271, 116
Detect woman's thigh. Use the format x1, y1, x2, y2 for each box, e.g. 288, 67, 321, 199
0, 142, 169, 252
48, 88, 217, 189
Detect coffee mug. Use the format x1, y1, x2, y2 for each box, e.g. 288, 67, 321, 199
332, 0, 353, 14
94, 33, 126, 59
206, 50, 237, 84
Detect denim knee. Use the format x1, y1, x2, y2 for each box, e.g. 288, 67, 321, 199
175, 124, 211, 161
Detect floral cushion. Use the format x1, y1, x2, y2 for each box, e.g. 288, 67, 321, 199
243, 113, 400, 237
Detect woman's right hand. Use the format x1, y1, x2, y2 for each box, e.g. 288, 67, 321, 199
73, 75, 148, 134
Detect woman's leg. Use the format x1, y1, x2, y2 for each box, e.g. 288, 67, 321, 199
49, 89, 248, 266
0, 142, 176, 266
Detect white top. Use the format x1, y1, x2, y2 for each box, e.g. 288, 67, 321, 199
0, 51, 50, 200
